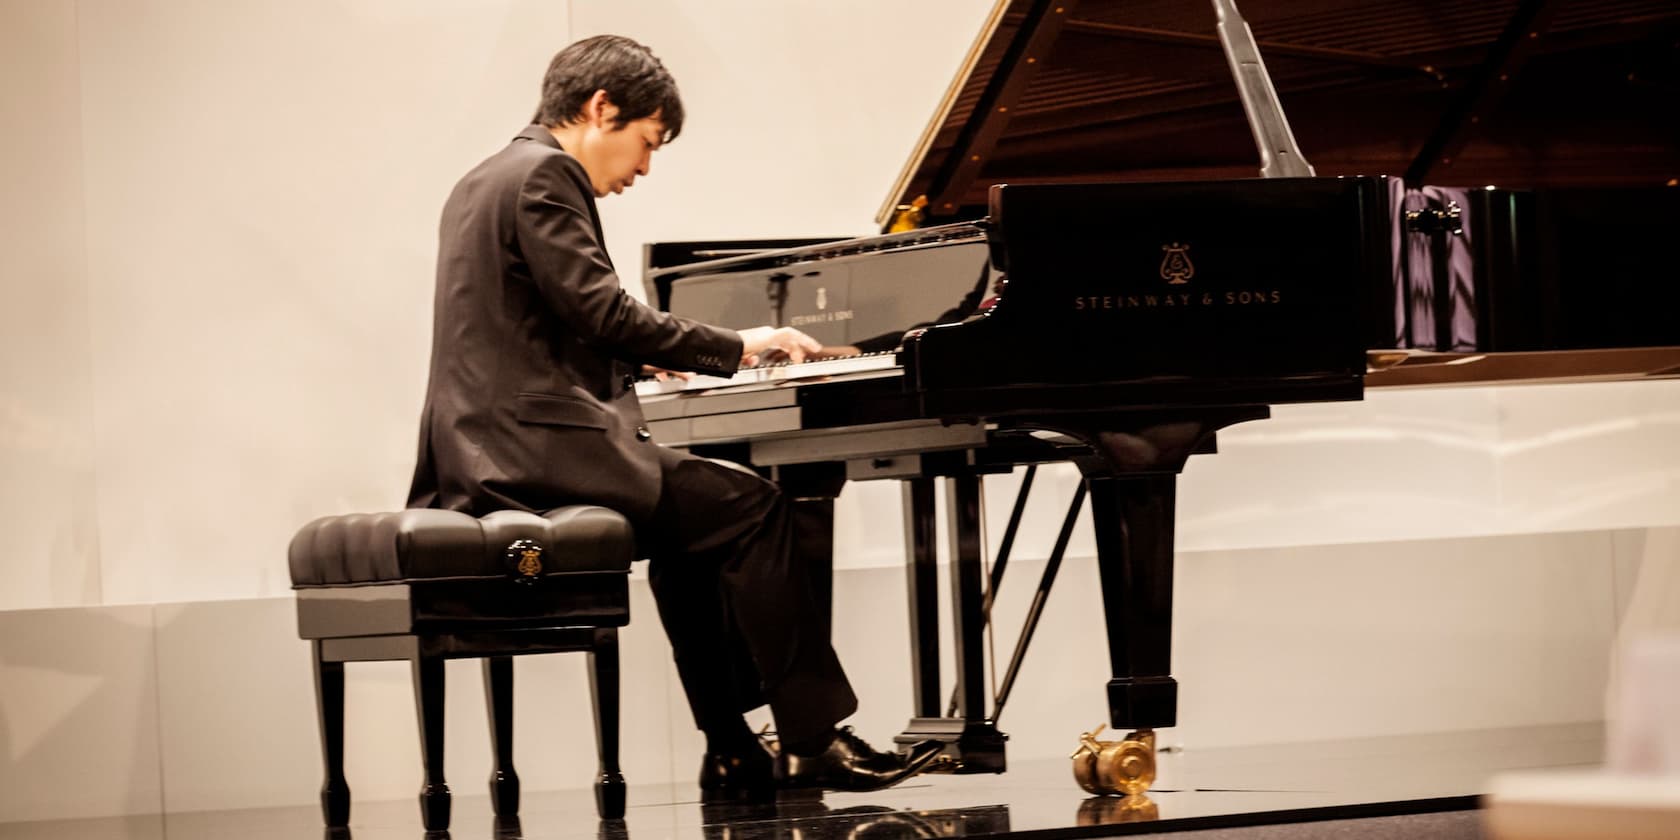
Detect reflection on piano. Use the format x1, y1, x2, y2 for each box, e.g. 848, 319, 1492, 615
637, 0, 1680, 777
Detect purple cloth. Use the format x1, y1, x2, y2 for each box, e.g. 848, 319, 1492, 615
1390, 181, 1479, 351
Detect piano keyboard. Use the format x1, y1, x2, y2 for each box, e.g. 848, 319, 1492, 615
635, 352, 900, 396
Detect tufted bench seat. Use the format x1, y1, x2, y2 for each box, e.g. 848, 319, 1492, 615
289, 506, 636, 830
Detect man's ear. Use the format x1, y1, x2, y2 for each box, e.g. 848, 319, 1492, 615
585, 89, 619, 128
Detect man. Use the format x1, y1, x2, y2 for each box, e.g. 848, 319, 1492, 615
407, 35, 939, 799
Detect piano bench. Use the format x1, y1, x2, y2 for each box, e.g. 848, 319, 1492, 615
287, 506, 636, 830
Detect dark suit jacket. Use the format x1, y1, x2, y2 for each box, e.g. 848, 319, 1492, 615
407, 126, 742, 522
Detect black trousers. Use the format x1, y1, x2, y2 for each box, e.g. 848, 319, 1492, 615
639, 446, 858, 745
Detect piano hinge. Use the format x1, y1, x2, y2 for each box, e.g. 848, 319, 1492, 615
889, 195, 929, 233
1404, 201, 1463, 236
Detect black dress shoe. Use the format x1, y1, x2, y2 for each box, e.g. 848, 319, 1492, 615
698, 739, 776, 802
776, 727, 943, 792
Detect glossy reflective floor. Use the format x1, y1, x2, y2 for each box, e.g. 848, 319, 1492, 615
0, 723, 1599, 840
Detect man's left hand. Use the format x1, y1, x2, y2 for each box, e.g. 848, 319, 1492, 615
641, 364, 694, 382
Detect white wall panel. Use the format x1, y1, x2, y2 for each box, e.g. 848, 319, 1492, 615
0, 0, 101, 611
1497, 382, 1680, 532
3, 526, 1637, 821
152, 598, 319, 813
922, 531, 1624, 760
1165, 531, 1620, 750
0, 606, 161, 822
149, 585, 685, 814
842, 379, 1680, 576
1605, 525, 1680, 720
72, 0, 571, 604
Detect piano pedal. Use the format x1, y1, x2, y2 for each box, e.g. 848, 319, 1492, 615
1070, 725, 1156, 795
756, 724, 780, 759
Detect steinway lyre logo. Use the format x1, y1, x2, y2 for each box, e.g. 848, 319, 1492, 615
506, 538, 544, 582
1159, 243, 1194, 285
815, 287, 828, 310
517, 548, 542, 577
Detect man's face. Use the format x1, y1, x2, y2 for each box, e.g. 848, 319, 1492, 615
577, 105, 664, 198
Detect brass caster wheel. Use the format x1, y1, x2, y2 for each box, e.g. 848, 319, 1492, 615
1070, 724, 1156, 795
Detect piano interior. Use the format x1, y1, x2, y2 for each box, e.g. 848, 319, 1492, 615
882, 0, 1678, 214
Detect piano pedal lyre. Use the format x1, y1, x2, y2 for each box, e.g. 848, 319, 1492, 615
1070, 724, 1156, 795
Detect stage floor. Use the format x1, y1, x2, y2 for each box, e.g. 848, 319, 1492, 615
0, 723, 1600, 840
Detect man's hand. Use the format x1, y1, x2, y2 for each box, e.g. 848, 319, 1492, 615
640, 364, 693, 382
738, 326, 822, 367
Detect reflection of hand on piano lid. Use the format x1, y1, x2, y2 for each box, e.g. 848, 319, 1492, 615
850, 264, 996, 355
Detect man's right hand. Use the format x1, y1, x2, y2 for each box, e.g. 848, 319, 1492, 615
738, 326, 822, 367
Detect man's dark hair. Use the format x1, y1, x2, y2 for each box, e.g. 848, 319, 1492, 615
532, 35, 684, 144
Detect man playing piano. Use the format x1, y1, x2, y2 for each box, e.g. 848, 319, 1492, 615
405, 34, 940, 799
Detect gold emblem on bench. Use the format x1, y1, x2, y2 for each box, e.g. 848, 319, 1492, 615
505, 539, 545, 582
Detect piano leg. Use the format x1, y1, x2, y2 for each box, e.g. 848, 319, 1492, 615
1086, 474, 1178, 730
902, 477, 941, 717
895, 473, 1008, 772
947, 475, 988, 728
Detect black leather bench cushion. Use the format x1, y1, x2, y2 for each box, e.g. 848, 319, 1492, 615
289, 506, 634, 588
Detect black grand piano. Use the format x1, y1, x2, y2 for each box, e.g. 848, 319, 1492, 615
636, 0, 1680, 779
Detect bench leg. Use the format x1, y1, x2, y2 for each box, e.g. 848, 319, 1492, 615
589, 628, 626, 819
312, 642, 351, 827
483, 655, 520, 816
412, 655, 451, 831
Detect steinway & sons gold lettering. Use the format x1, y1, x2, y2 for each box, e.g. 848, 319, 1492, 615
790, 310, 854, 326
1073, 290, 1281, 310
1224, 290, 1282, 305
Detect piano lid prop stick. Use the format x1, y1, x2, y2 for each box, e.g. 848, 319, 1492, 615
1212, 0, 1316, 179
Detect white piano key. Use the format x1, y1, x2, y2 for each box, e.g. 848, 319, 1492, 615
633, 352, 900, 397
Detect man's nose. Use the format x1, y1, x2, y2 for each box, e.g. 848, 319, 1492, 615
638, 152, 651, 176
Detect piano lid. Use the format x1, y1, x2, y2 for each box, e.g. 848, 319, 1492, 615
878, 0, 1680, 228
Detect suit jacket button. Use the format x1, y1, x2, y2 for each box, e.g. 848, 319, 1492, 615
635, 425, 653, 442
622, 374, 636, 391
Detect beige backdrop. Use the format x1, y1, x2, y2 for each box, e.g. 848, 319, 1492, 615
3, 0, 1678, 825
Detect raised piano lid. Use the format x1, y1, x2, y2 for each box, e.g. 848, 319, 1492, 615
878, 0, 1680, 228
875, 0, 1680, 383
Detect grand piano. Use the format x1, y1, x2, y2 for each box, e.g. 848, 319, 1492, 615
635, 0, 1680, 780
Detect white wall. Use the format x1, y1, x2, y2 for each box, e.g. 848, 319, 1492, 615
2, 0, 1679, 825
574, 0, 987, 281
22, 0, 1679, 609
75, 0, 575, 606
0, 0, 987, 608
0, 0, 101, 611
